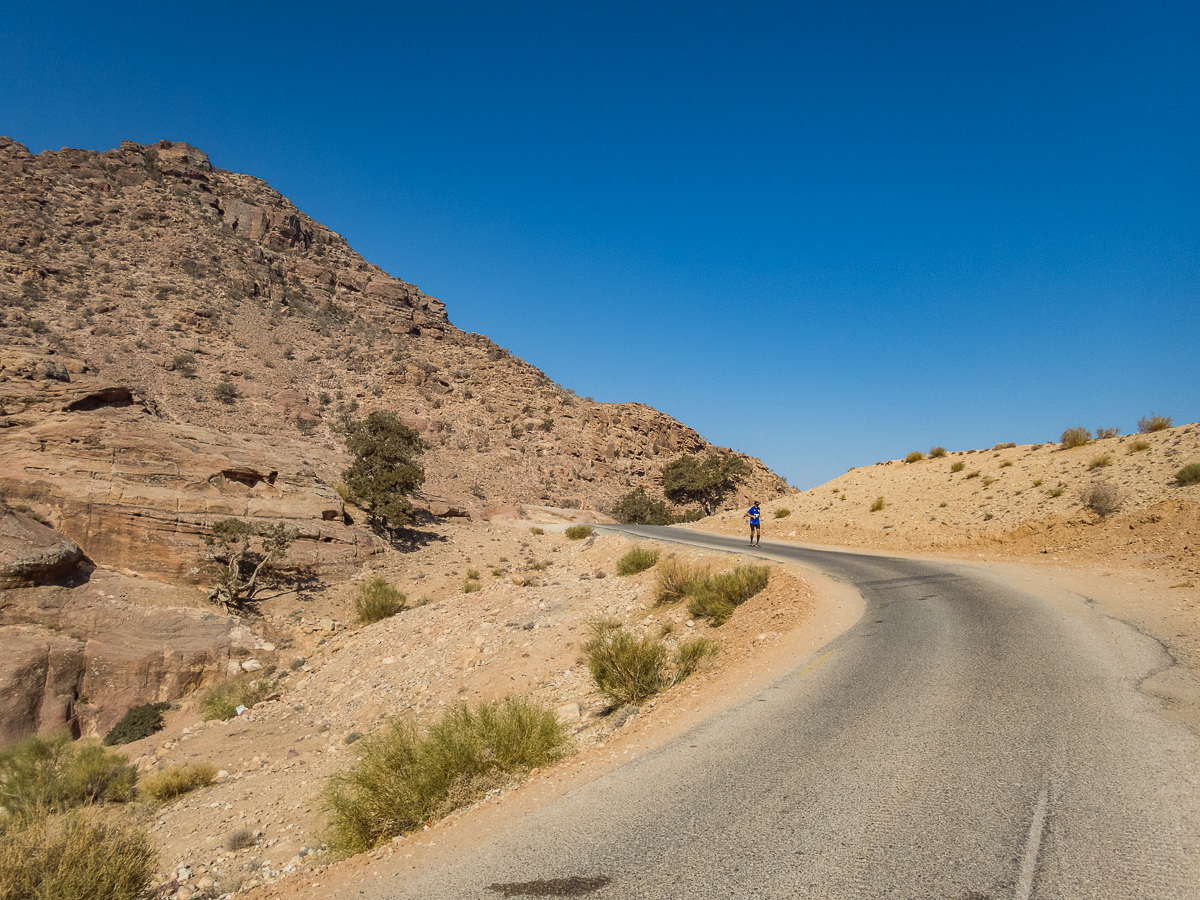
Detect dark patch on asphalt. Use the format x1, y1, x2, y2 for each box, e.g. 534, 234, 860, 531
487, 875, 612, 897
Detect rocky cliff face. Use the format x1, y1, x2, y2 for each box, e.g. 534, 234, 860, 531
0, 136, 787, 743
0, 136, 786, 516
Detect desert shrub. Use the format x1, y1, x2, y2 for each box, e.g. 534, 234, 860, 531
463, 581, 482, 593
171, 351, 196, 378
529, 527, 544, 535
982, 476, 996, 487
528, 559, 548, 572
1176, 463, 1200, 486
686, 566, 771, 626
0, 808, 155, 900
199, 669, 278, 721
1033, 479, 1044, 487
904, 451, 924, 464
1049, 487, 1065, 497
1095, 427, 1121, 439
581, 620, 669, 706
139, 763, 216, 802
673, 638, 720, 682
870, 496, 885, 511
213, 378, 239, 404
324, 696, 570, 853
1082, 482, 1121, 517
564, 525, 593, 540
466, 568, 481, 580
0, 733, 137, 819
929, 447, 948, 458
965, 471, 981, 479
653, 556, 708, 605
773, 507, 791, 518
999, 460, 1013, 468
950, 461, 965, 473
616, 546, 660, 576
1088, 454, 1112, 470
1060, 427, 1091, 448
1138, 413, 1172, 433
994, 442, 1017, 450
225, 828, 256, 851
102, 702, 171, 746
1128, 439, 1150, 453
354, 577, 406, 625
610, 487, 674, 525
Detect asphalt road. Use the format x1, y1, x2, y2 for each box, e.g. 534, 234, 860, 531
376, 529, 1200, 899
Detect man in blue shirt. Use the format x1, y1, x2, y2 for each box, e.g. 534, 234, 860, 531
744, 501, 761, 547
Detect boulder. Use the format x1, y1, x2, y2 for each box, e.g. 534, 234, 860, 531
0, 501, 82, 588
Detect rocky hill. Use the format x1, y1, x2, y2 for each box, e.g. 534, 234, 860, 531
0, 136, 785, 743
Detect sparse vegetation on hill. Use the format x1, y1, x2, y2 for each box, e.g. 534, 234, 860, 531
102, 702, 171, 746
353, 576, 407, 625
1139, 413, 1172, 433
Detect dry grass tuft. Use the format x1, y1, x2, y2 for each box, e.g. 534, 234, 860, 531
140, 763, 216, 802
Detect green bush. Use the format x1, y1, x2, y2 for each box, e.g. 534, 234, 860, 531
1088, 454, 1112, 470
1060, 427, 1091, 448
870, 496, 885, 511
773, 508, 791, 518
674, 638, 720, 682
1176, 463, 1200, 486
685, 566, 771, 625
564, 525, 593, 540
102, 702, 171, 746
652, 556, 708, 605
904, 451, 924, 464
529, 527, 544, 535
199, 669, 278, 721
1128, 439, 1150, 453
0, 808, 155, 900
616, 546, 660, 576
0, 733, 137, 819
354, 577, 406, 625
463, 580, 482, 593
1049, 487, 1065, 497
1138, 413, 1172, 433
950, 461, 965, 473
581, 620, 669, 706
139, 763, 216, 802
929, 447, 948, 458
324, 696, 570, 854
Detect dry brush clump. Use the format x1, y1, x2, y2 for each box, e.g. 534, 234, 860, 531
1177, 463, 1200, 486
616, 546, 660, 576
1060, 427, 1091, 449
1138, 413, 1172, 433
581, 620, 720, 707
1082, 481, 1121, 517
354, 576, 407, 625
323, 696, 571, 855
139, 763, 216, 802
199, 669, 279, 721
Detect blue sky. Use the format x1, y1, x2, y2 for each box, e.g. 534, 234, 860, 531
5, 0, 1198, 489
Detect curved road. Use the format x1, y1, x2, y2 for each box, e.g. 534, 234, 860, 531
375, 528, 1200, 899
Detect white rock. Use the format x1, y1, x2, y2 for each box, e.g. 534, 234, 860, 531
241, 659, 263, 672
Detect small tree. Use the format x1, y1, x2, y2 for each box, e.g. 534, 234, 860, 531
661, 452, 751, 516
342, 411, 426, 533
205, 519, 297, 611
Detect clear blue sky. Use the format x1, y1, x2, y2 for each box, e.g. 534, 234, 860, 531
6, 0, 1198, 489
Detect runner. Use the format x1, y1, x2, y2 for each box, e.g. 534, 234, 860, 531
744, 500, 761, 546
